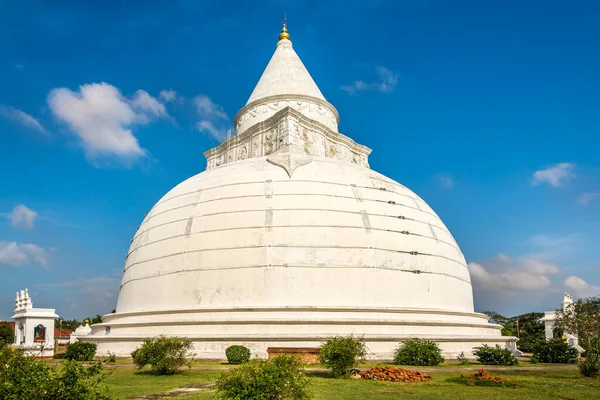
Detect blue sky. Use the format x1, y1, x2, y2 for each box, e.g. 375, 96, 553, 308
1, 0, 599, 320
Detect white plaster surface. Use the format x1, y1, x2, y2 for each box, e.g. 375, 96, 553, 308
85, 156, 506, 357
246, 39, 325, 105
12, 289, 57, 357
83, 28, 511, 359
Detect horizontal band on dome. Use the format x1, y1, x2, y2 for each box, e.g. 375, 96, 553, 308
125, 225, 461, 263
150, 177, 417, 215
142, 192, 438, 229
99, 305, 496, 322
123, 237, 467, 273
119, 262, 472, 289
234, 94, 340, 126
79, 319, 502, 330
131, 208, 452, 246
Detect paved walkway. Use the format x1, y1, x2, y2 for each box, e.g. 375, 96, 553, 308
95, 363, 578, 373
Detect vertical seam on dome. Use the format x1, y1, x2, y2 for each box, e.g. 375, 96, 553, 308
185, 217, 194, 236
350, 184, 363, 202
265, 208, 273, 231
428, 224, 438, 243
412, 198, 422, 210
265, 179, 273, 198
360, 210, 371, 233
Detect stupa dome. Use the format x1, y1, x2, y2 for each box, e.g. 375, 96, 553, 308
85, 22, 510, 358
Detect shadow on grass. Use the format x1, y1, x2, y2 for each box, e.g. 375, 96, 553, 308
132, 369, 193, 377
304, 370, 360, 380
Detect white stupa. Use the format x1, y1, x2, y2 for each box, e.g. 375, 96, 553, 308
84, 22, 510, 358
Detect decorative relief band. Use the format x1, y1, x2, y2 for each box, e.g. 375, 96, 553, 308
204, 107, 371, 171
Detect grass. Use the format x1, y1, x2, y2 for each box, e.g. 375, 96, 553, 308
99, 362, 600, 400
103, 368, 219, 399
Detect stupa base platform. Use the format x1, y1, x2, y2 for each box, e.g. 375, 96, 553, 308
78, 306, 513, 359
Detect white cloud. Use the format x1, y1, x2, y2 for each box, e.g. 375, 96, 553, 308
47, 82, 168, 163
438, 175, 454, 189
0, 241, 48, 267
341, 66, 399, 94
159, 89, 177, 102
194, 95, 230, 141
0, 105, 48, 134
197, 120, 223, 140
195, 95, 228, 120
577, 192, 599, 206
564, 275, 600, 299
131, 90, 169, 118
532, 162, 575, 187
2, 204, 39, 230
468, 253, 560, 293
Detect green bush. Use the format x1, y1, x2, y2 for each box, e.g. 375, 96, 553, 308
473, 344, 518, 366
225, 345, 250, 364
105, 352, 117, 363
531, 339, 579, 364
0, 346, 109, 400
65, 341, 97, 361
216, 355, 311, 400
0, 322, 13, 349
456, 351, 469, 365
131, 336, 194, 375
579, 357, 599, 378
319, 336, 367, 378
394, 338, 444, 366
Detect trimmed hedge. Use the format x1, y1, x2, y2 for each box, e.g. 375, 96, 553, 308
473, 344, 518, 366
65, 341, 97, 361
394, 338, 444, 366
225, 345, 251, 364
532, 339, 578, 364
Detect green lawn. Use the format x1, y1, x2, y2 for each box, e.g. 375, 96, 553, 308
101, 364, 600, 400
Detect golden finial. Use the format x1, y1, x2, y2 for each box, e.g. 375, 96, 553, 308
278, 16, 290, 41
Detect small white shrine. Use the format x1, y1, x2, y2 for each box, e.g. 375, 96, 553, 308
69, 323, 92, 344
539, 292, 584, 352
11, 288, 58, 358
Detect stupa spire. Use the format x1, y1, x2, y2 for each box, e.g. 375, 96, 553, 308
279, 16, 290, 41
245, 18, 325, 105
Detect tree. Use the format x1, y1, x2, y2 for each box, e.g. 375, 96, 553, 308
483, 311, 515, 336
555, 297, 600, 376
483, 311, 511, 327
55, 318, 81, 331
85, 315, 103, 325
514, 312, 545, 352
0, 322, 14, 348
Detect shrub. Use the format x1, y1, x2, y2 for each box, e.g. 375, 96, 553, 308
225, 345, 250, 364
531, 339, 578, 364
473, 344, 518, 366
131, 336, 194, 375
0, 322, 13, 349
394, 338, 444, 366
0, 346, 109, 400
216, 355, 310, 400
456, 351, 469, 365
105, 352, 117, 363
319, 336, 367, 378
579, 357, 600, 378
65, 341, 97, 361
